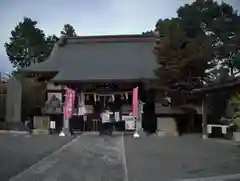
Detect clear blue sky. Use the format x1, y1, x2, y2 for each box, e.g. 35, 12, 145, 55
0, 0, 238, 73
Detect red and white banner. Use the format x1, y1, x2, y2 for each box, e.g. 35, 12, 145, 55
132, 86, 139, 119
63, 88, 75, 119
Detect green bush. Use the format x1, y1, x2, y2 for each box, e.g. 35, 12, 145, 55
229, 93, 240, 132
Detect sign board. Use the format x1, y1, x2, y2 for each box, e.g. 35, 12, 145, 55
34, 116, 50, 129
123, 115, 135, 130
125, 121, 135, 130
50, 121, 56, 129
78, 105, 86, 115
114, 112, 120, 122
85, 105, 93, 114
47, 92, 62, 102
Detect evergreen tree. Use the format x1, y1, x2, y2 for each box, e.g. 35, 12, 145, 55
60, 24, 77, 36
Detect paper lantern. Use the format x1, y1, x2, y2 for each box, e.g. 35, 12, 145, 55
108, 96, 112, 102
86, 94, 89, 101
120, 94, 124, 100
112, 95, 115, 102
94, 94, 97, 102
125, 92, 128, 100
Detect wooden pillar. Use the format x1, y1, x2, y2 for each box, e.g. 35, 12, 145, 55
202, 95, 208, 139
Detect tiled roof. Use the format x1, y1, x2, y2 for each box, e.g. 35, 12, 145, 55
22, 34, 158, 82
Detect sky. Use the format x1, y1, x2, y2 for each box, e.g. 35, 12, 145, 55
0, 0, 239, 74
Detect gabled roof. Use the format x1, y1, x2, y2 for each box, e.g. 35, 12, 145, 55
22, 34, 157, 82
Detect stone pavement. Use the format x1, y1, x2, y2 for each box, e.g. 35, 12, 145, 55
124, 134, 240, 181
9, 132, 127, 181
0, 134, 73, 181
6, 133, 240, 181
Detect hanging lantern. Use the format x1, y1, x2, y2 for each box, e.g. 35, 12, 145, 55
81, 92, 85, 104
94, 94, 97, 102
78, 94, 81, 106
112, 95, 115, 102
86, 94, 89, 101
97, 95, 100, 102
125, 92, 128, 100
79, 92, 84, 105
108, 96, 112, 102
120, 94, 124, 100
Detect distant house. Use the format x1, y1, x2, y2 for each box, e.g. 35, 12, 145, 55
19, 34, 191, 135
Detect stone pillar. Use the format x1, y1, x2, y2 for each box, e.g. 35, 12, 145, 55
5, 77, 22, 129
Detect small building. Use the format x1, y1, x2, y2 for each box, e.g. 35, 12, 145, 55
20, 34, 183, 135
192, 77, 240, 138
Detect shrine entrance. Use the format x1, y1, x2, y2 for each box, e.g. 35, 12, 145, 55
67, 82, 139, 132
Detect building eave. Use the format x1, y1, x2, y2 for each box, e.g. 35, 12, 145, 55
192, 79, 240, 94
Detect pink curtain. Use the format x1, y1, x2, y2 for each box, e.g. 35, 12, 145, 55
132, 86, 139, 118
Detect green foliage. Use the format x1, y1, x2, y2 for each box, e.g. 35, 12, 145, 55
142, 30, 155, 36
4, 17, 47, 69
45, 35, 59, 57
207, 68, 232, 122
60, 24, 77, 36
177, 0, 240, 76
4, 17, 60, 69
175, 0, 240, 121
229, 93, 240, 108
229, 93, 240, 131
154, 0, 240, 106
154, 18, 214, 93
232, 52, 240, 70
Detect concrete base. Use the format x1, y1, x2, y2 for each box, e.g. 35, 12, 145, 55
0, 130, 28, 134
59, 128, 71, 136
133, 132, 140, 138
233, 132, 240, 142
133, 128, 145, 138
32, 129, 49, 135
59, 132, 65, 136
0, 122, 25, 131
202, 134, 208, 139
157, 117, 178, 137
156, 130, 179, 137
157, 131, 166, 137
